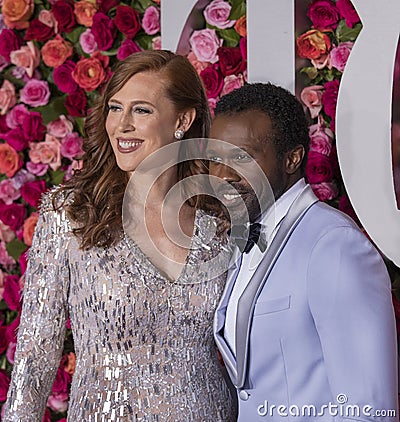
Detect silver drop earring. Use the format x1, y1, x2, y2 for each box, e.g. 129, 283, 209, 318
174, 129, 185, 140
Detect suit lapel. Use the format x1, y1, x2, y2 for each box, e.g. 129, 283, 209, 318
235, 185, 318, 389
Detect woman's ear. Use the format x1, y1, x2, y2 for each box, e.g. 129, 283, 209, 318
285, 145, 305, 174
177, 108, 196, 132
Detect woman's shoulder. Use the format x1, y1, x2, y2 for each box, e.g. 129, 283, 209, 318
39, 186, 74, 214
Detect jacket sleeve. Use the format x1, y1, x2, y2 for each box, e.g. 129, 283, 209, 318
307, 225, 398, 421
3, 193, 71, 421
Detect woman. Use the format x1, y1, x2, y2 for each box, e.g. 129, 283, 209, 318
3, 51, 234, 421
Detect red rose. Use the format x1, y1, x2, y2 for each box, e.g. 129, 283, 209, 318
116, 39, 141, 61
307, 0, 340, 31
5, 127, 29, 152
20, 180, 47, 208
19, 250, 28, 275
114, 5, 141, 39
6, 314, 20, 344
92, 12, 116, 51
3, 274, 21, 311
338, 194, 361, 226
0, 115, 10, 138
22, 111, 46, 142
336, 0, 360, 28
0, 369, 11, 402
52, 359, 72, 395
0, 29, 23, 62
54, 60, 78, 94
99, 0, 121, 14
0, 326, 8, 355
72, 52, 109, 91
200, 64, 224, 99
25, 19, 55, 42
217, 47, 246, 77
64, 89, 87, 117
239, 37, 247, 61
52, 0, 76, 33
305, 150, 334, 184
322, 79, 339, 120
0, 203, 26, 231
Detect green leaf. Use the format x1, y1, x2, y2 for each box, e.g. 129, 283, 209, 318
73, 117, 86, 137
134, 0, 155, 13
300, 66, 319, 80
135, 34, 154, 51
33, 96, 68, 124
229, 0, 246, 20
65, 26, 86, 44
49, 169, 66, 186
218, 28, 241, 47
102, 48, 119, 57
6, 239, 27, 261
336, 21, 362, 43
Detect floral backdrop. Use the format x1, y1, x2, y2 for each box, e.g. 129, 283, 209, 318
0, 0, 398, 420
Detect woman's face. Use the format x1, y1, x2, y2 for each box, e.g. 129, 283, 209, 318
106, 71, 183, 174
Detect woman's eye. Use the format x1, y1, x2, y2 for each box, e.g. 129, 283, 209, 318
108, 104, 122, 112
134, 107, 151, 114
206, 155, 222, 163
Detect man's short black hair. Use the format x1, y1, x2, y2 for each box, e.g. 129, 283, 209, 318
214, 83, 310, 173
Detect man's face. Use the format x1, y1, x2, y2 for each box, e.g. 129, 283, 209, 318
208, 110, 287, 223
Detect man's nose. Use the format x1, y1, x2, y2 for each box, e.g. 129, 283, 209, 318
210, 162, 241, 182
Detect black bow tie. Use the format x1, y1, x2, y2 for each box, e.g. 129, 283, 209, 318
228, 222, 267, 254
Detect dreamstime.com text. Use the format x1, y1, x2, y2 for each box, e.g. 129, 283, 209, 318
257, 394, 397, 418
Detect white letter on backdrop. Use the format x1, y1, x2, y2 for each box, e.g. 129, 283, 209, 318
336, 0, 400, 265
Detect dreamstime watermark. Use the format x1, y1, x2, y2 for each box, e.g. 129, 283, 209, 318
257, 394, 397, 418
122, 138, 276, 282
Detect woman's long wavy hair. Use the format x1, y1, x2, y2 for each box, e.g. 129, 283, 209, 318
56, 50, 211, 249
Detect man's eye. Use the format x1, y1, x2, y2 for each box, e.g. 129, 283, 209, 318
234, 154, 252, 162
207, 156, 223, 163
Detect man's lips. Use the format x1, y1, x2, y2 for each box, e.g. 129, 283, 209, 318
116, 138, 144, 153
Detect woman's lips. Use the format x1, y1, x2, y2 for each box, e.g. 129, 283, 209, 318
116, 138, 144, 153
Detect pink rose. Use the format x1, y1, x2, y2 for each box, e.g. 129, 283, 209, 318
309, 123, 333, 156
0, 242, 16, 270
204, 0, 235, 29
208, 97, 218, 118
53, 60, 78, 94
189, 29, 222, 63
20, 79, 51, 107
47, 115, 73, 138
0, 55, 8, 72
3, 274, 21, 310
300, 85, 324, 119
306, 150, 334, 184
29, 134, 62, 171
12, 168, 36, 189
311, 53, 331, 70
6, 104, 29, 128
307, 0, 340, 31
142, 6, 160, 35
0, 220, 16, 243
336, 0, 360, 28
47, 392, 69, 412
0, 29, 23, 62
311, 181, 338, 201
61, 132, 84, 160
91, 12, 116, 51
116, 39, 141, 61
220, 74, 244, 97
0, 203, 25, 231
38, 9, 58, 30
0, 79, 17, 115
322, 79, 340, 120
20, 180, 47, 207
330, 41, 353, 72
200, 64, 224, 99
152, 36, 161, 51
79, 29, 98, 54
10, 41, 40, 78
26, 161, 49, 176
0, 179, 21, 204
186, 52, 210, 74
6, 341, 17, 364
0, 369, 11, 402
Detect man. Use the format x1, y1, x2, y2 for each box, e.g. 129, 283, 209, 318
209, 83, 398, 420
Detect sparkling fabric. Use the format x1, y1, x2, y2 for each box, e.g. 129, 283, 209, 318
4, 192, 235, 421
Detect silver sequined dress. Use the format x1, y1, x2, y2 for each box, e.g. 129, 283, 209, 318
4, 192, 234, 421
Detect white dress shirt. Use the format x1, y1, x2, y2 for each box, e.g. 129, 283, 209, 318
224, 178, 307, 355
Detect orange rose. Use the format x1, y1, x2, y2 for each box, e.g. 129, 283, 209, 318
296, 29, 331, 60
0, 144, 23, 178
234, 15, 246, 37
74, 0, 98, 27
72, 52, 109, 91
22, 212, 38, 246
2, 0, 34, 30
41, 35, 73, 68
64, 352, 76, 375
